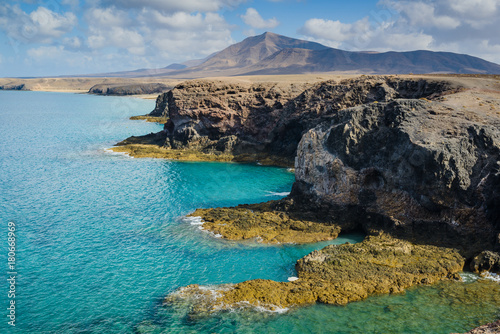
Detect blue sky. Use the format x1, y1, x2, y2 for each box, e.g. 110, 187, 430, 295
0, 0, 499, 77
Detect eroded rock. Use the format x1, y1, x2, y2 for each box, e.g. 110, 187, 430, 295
190, 201, 341, 244
470, 251, 500, 274
118, 76, 462, 166
293, 98, 500, 256
166, 234, 464, 314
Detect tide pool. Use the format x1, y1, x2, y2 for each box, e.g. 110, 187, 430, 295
0, 91, 498, 334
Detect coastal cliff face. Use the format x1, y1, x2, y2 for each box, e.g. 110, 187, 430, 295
128, 75, 500, 256
293, 98, 500, 256
146, 77, 461, 165
88, 83, 171, 96
143, 75, 500, 255
127, 75, 500, 319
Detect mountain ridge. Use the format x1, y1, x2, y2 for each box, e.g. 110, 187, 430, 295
71, 32, 500, 78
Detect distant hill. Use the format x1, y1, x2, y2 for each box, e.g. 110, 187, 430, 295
75, 32, 500, 78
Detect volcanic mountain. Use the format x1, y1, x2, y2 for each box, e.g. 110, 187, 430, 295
95, 32, 500, 77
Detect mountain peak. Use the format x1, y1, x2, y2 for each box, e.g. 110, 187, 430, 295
196, 32, 330, 70
261, 31, 278, 38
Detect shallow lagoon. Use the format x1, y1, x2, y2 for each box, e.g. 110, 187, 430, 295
0, 91, 498, 333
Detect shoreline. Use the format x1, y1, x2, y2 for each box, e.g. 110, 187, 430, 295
114, 74, 500, 326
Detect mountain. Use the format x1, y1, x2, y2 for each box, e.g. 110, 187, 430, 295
76, 32, 500, 78
241, 47, 500, 75
195, 31, 329, 70
163, 32, 500, 77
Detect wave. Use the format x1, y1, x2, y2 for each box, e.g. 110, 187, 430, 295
103, 148, 134, 158
265, 191, 290, 197
459, 272, 479, 283
183, 216, 204, 225
182, 216, 223, 238
168, 285, 290, 315
483, 272, 500, 282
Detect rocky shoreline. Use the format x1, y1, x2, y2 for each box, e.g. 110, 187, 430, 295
166, 234, 465, 314
121, 74, 500, 329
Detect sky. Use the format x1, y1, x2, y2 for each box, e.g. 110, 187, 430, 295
0, 0, 499, 77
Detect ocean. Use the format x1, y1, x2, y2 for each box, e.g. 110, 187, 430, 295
0, 91, 498, 333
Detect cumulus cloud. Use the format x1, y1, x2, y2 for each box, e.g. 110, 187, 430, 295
100, 0, 245, 12
298, 0, 500, 63
143, 10, 234, 58
241, 8, 279, 29
449, 0, 499, 18
0, 4, 76, 43
84, 7, 145, 54
83, 5, 234, 61
299, 18, 370, 44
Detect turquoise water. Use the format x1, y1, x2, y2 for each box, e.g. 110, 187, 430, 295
0, 91, 498, 334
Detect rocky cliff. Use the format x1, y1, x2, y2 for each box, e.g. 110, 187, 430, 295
120, 75, 500, 256
119, 75, 500, 257
292, 98, 500, 257
134, 76, 462, 166
88, 82, 171, 96
121, 74, 500, 319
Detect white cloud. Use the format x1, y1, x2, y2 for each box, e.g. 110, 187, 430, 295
30, 7, 77, 38
85, 7, 129, 28
61, 0, 80, 6
63, 36, 82, 49
299, 18, 370, 43
145, 11, 234, 58
101, 0, 245, 12
83, 6, 234, 61
0, 5, 76, 43
85, 7, 144, 55
389, 1, 459, 29
241, 8, 279, 29
27, 45, 91, 67
448, 0, 499, 18
299, 0, 500, 64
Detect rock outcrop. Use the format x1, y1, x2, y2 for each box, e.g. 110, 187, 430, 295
470, 251, 500, 274
88, 83, 171, 96
292, 98, 500, 256
120, 76, 463, 166
189, 201, 341, 244
457, 320, 500, 334
0, 83, 26, 90
166, 234, 464, 314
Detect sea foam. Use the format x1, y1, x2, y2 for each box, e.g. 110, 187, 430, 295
265, 191, 291, 197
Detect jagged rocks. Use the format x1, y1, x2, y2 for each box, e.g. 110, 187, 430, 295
123, 76, 461, 166
294, 98, 500, 256
471, 251, 500, 274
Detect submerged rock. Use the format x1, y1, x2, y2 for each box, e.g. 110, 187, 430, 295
455, 320, 500, 334
166, 234, 464, 314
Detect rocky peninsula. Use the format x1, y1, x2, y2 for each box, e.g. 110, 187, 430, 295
119, 74, 500, 323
